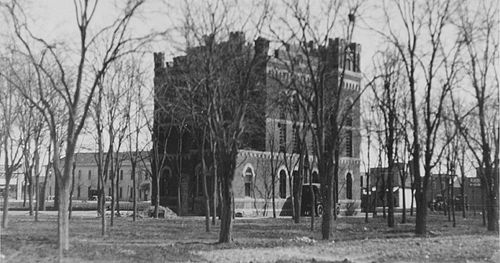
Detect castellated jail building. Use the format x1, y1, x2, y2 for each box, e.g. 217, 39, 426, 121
153, 32, 362, 216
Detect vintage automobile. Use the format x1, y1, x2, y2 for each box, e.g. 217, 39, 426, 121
301, 184, 323, 216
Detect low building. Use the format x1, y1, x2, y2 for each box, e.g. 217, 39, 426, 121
0, 165, 24, 200
46, 152, 152, 202
364, 163, 415, 211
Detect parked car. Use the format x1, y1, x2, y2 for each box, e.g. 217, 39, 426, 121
301, 184, 323, 216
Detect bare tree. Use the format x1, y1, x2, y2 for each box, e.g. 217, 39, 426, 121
2, 0, 160, 256
370, 48, 407, 227
0, 67, 26, 229
373, 0, 463, 235
455, 0, 499, 232
270, 0, 364, 239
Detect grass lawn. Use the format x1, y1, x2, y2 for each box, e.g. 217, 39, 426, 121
1, 210, 498, 262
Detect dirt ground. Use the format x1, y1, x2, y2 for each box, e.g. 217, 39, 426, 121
0, 210, 498, 262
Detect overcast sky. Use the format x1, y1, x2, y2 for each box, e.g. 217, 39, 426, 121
1, 0, 487, 177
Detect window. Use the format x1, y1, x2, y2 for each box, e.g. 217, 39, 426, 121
293, 99, 300, 117
312, 171, 319, 183
163, 168, 177, 197
77, 186, 80, 198
292, 125, 300, 154
279, 123, 286, 152
78, 170, 81, 181
346, 173, 353, 199
279, 170, 287, 198
292, 170, 300, 188
279, 104, 286, 120
108, 188, 111, 196
119, 187, 123, 199
88, 170, 91, 181
244, 167, 253, 197
194, 165, 204, 197
120, 170, 123, 181
345, 113, 353, 127
345, 130, 353, 157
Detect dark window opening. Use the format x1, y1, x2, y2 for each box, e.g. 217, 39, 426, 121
279, 123, 286, 152
279, 170, 287, 198
346, 173, 352, 199
292, 125, 300, 154
244, 167, 253, 197
312, 171, 319, 183
346, 130, 353, 157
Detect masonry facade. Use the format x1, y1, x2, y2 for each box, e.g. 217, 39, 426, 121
46, 152, 151, 202
153, 33, 362, 216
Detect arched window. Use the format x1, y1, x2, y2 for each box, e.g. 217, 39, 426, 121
312, 171, 319, 183
244, 167, 254, 197
279, 170, 287, 198
346, 173, 353, 199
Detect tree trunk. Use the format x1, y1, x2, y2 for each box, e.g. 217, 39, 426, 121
28, 173, 33, 216
212, 155, 217, 225
401, 181, 406, 223
218, 151, 236, 243
321, 153, 334, 240
202, 160, 210, 232
177, 175, 182, 216
289, 171, 294, 220
219, 172, 234, 243
40, 171, 49, 211
272, 173, 276, 218
132, 162, 137, 222
452, 181, 456, 227
110, 174, 115, 226
2, 177, 11, 229
35, 174, 40, 222
415, 187, 428, 235
293, 156, 304, 224
309, 169, 315, 231
58, 184, 70, 259
487, 192, 498, 231
155, 169, 160, 218
54, 175, 59, 210
100, 183, 107, 236
23, 177, 27, 207
409, 173, 414, 216
69, 171, 75, 220
481, 182, 486, 226
116, 169, 120, 217
201, 136, 210, 232
373, 177, 379, 217
387, 168, 394, 227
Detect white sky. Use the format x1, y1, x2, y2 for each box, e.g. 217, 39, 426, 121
1, 0, 489, 178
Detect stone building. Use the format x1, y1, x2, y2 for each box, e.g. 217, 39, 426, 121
46, 152, 151, 202
153, 32, 362, 216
